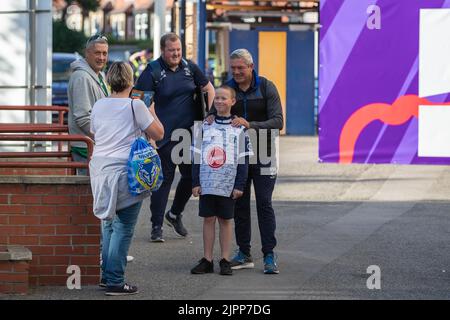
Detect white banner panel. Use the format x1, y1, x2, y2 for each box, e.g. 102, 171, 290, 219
418, 105, 450, 157
419, 9, 450, 98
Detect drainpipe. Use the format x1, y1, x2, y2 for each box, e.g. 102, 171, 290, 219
196, 0, 206, 72
179, 0, 186, 56
153, 0, 166, 59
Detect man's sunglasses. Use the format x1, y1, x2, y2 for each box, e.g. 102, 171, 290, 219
86, 34, 108, 46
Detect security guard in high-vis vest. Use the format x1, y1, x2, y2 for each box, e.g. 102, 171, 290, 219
129, 49, 153, 79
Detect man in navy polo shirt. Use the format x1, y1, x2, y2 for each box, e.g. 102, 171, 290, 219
134, 33, 215, 242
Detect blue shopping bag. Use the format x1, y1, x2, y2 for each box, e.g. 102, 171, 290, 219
127, 100, 163, 195
127, 137, 163, 195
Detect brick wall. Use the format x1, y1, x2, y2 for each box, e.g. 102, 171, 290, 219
0, 246, 31, 295
0, 260, 29, 294
0, 176, 100, 287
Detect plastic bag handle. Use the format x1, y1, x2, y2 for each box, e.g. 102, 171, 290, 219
130, 99, 140, 139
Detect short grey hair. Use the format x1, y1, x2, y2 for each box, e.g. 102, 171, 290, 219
230, 48, 253, 66
85, 34, 108, 50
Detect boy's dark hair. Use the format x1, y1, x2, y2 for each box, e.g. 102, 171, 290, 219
218, 85, 236, 99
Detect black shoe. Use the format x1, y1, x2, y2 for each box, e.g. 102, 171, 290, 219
164, 211, 188, 237
99, 278, 107, 288
105, 283, 138, 296
150, 226, 165, 242
219, 259, 233, 275
191, 258, 214, 274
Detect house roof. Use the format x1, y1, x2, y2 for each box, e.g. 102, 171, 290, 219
134, 0, 153, 11
54, 0, 177, 15
134, 0, 174, 11
109, 0, 134, 14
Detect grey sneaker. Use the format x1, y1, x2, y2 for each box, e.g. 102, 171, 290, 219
230, 249, 255, 270
150, 226, 165, 242
164, 211, 188, 237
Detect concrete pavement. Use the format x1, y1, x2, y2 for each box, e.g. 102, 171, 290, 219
3, 136, 450, 300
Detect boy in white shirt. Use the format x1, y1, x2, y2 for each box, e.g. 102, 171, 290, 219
191, 86, 251, 275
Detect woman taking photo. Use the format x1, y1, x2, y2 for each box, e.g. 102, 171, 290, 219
89, 62, 164, 296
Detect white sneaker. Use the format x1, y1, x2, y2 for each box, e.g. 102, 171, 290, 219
127, 255, 134, 263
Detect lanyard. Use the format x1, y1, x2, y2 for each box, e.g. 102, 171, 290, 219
98, 73, 109, 96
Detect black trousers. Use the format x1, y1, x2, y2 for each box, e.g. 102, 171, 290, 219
150, 141, 192, 227
234, 163, 277, 256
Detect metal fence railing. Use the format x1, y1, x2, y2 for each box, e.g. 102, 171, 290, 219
0, 106, 93, 175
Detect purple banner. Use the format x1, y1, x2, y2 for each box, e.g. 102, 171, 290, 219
319, 0, 450, 164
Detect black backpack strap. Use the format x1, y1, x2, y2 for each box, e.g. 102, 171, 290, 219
150, 59, 194, 85
149, 60, 162, 87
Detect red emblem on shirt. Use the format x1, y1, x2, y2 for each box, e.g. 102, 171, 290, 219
207, 146, 226, 168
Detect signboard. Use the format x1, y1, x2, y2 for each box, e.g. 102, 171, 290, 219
319, 0, 450, 164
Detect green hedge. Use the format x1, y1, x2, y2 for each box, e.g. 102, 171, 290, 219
53, 20, 87, 54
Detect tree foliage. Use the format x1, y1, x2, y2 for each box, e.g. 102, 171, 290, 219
76, 0, 100, 12
53, 20, 87, 54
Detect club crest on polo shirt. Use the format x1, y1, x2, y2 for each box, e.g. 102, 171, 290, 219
159, 69, 167, 81
184, 66, 192, 77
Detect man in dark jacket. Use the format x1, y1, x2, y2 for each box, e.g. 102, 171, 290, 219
134, 33, 215, 242
208, 48, 283, 274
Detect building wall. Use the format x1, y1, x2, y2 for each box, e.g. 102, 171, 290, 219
0, 0, 52, 152
229, 27, 316, 136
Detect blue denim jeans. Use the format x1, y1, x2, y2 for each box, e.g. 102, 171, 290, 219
101, 201, 142, 286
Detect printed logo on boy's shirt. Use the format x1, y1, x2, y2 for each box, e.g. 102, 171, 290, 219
207, 146, 226, 168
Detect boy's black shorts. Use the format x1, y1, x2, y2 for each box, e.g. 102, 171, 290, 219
199, 194, 235, 220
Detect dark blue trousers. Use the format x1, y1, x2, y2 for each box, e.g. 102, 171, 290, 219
234, 163, 277, 256
150, 141, 192, 228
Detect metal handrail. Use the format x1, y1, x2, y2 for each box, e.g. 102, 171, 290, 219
0, 105, 69, 125
0, 124, 68, 133
0, 134, 93, 174
0, 105, 70, 152
0, 152, 72, 158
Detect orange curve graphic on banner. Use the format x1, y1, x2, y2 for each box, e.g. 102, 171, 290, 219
339, 95, 450, 163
